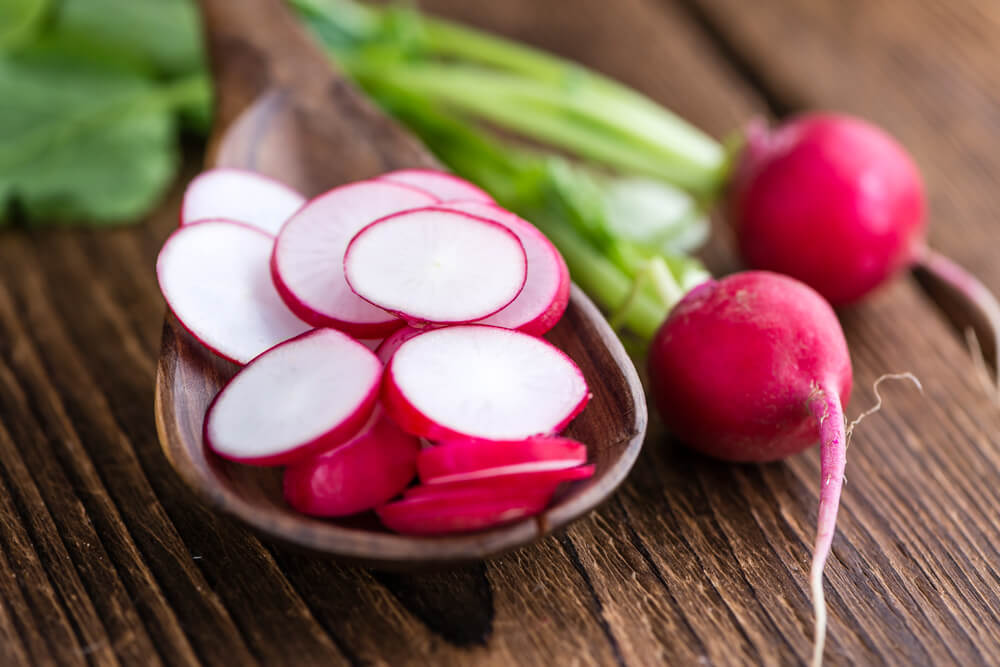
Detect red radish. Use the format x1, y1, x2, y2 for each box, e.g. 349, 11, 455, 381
344, 208, 528, 325
377, 495, 547, 535
271, 181, 436, 338
283, 410, 420, 517
383, 325, 590, 442
405, 465, 594, 499
375, 325, 426, 364
418, 436, 587, 484
204, 329, 382, 466
156, 220, 311, 364
441, 202, 571, 335
647, 270, 851, 667
378, 168, 494, 203
181, 168, 305, 235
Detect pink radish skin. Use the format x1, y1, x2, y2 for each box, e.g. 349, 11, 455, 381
442, 202, 571, 335
382, 326, 590, 443
404, 465, 595, 504
283, 411, 420, 517
204, 329, 382, 466
418, 437, 587, 484
156, 220, 311, 364
378, 169, 494, 203
271, 181, 436, 338
344, 208, 528, 325
377, 496, 548, 535
181, 168, 305, 235
648, 270, 851, 667
730, 113, 924, 306
375, 325, 427, 364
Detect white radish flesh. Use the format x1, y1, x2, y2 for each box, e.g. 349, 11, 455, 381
156, 220, 311, 364
418, 437, 588, 484
442, 202, 570, 335
271, 181, 436, 338
204, 329, 382, 466
181, 168, 305, 235
344, 209, 527, 324
383, 326, 590, 442
283, 410, 420, 517
378, 169, 494, 203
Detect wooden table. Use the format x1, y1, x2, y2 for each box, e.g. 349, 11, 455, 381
2, 1, 999, 664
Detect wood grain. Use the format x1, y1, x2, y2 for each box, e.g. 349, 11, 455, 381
1, 0, 999, 664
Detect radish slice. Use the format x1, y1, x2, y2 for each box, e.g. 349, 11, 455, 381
374, 325, 427, 364
271, 181, 436, 338
442, 202, 570, 335
378, 169, 494, 203
156, 220, 311, 364
181, 168, 305, 234
204, 329, 382, 466
344, 209, 527, 324
383, 326, 590, 442
418, 437, 588, 484
283, 410, 420, 517
405, 465, 595, 499
377, 496, 547, 535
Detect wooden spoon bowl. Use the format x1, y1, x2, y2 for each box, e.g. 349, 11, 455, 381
154, 0, 646, 568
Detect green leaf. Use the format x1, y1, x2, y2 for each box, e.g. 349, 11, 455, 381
0, 0, 50, 50
0, 57, 205, 225
35, 0, 203, 76
601, 177, 709, 254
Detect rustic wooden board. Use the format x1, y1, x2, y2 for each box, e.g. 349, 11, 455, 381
0, 0, 997, 665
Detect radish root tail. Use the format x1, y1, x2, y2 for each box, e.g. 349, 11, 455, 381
805, 385, 847, 667
916, 249, 1000, 404
807, 373, 922, 666
846, 372, 923, 445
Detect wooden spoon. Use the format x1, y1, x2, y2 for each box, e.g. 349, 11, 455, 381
154, 0, 646, 568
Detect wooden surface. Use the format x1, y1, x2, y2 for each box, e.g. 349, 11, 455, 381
2, 0, 999, 664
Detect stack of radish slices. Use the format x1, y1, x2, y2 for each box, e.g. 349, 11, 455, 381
158, 168, 594, 535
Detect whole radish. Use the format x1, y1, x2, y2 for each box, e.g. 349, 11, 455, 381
648, 270, 851, 667
730, 113, 1000, 373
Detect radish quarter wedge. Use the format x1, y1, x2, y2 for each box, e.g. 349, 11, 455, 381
443, 202, 570, 335
378, 169, 494, 203
272, 181, 437, 338
181, 168, 305, 234
418, 437, 588, 484
383, 326, 590, 442
283, 410, 420, 517
344, 209, 527, 324
156, 220, 311, 364
204, 329, 382, 466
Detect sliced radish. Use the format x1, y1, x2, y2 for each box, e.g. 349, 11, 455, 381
204, 329, 382, 466
378, 169, 494, 203
156, 220, 311, 364
442, 202, 570, 335
405, 465, 595, 500
283, 410, 420, 517
344, 209, 527, 324
383, 326, 590, 442
374, 325, 427, 364
377, 496, 547, 535
271, 181, 436, 338
418, 437, 588, 484
181, 168, 305, 234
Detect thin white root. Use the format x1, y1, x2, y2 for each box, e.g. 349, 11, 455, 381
811, 572, 827, 667
846, 372, 923, 445
964, 327, 998, 405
